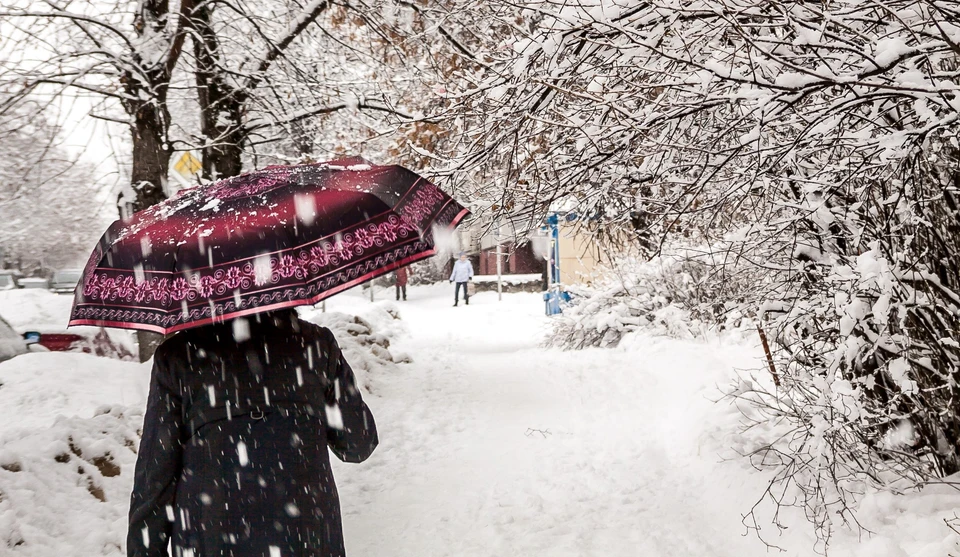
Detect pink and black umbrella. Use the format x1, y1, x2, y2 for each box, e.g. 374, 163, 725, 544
69, 158, 469, 334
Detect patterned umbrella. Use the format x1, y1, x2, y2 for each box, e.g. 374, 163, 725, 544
69, 158, 469, 334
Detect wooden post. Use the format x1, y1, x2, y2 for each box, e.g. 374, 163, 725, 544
756, 324, 780, 387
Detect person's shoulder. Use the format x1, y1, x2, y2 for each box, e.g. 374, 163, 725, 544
149, 331, 193, 376
295, 318, 335, 341
155, 331, 188, 358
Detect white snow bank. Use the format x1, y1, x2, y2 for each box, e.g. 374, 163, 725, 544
0, 353, 150, 436
0, 406, 142, 556
831, 478, 960, 557
0, 303, 401, 556
0, 352, 146, 555
0, 290, 74, 331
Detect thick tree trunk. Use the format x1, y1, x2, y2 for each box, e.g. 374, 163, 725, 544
127, 101, 173, 212
129, 103, 173, 361
192, 3, 246, 181
121, 0, 191, 361
190, 0, 330, 181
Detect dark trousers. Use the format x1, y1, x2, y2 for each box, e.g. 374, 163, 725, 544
396, 284, 406, 300
454, 281, 469, 304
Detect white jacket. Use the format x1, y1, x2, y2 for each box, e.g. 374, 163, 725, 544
450, 259, 474, 282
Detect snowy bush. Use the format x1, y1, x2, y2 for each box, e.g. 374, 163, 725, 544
297, 305, 407, 393
718, 237, 960, 544
547, 252, 753, 349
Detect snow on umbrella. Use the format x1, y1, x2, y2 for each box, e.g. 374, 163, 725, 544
69, 158, 470, 334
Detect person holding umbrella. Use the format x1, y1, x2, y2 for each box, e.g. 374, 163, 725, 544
450, 251, 474, 306
66, 159, 470, 557
130, 309, 377, 557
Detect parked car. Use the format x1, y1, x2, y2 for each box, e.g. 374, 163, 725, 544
18, 277, 50, 289
31, 327, 135, 360
0, 270, 20, 290
51, 269, 83, 294
0, 314, 39, 364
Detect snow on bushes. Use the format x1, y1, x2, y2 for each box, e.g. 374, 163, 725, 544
547, 253, 750, 349
298, 305, 407, 394
550, 242, 960, 548
705, 374, 960, 555
445, 0, 960, 547
711, 241, 960, 544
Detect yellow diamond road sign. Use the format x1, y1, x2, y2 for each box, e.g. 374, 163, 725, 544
174, 152, 202, 176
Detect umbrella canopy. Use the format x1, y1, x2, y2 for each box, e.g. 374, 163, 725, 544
69, 158, 469, 334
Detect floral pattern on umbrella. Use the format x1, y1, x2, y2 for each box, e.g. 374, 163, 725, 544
70, 159, 469, 334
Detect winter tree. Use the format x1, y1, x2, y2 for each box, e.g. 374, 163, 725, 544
177, 1, 460, 182
0, 106, 103, 272
0, 0, 471, 358
436, 0, 960, 544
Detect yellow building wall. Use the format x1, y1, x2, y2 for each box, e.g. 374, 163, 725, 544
556, 224, 610, 286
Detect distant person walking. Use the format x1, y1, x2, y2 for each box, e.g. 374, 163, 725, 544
450, 252, 474, 306
395, 266, 409, 301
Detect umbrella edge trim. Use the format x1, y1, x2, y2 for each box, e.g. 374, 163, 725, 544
66, 208, 471, 335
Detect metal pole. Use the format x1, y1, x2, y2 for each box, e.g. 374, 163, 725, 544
552, 220, 561, 285
495, 226, 503, 302
544, 236, 552, 316
322, 299, 326, 313
369, 282, 375, 302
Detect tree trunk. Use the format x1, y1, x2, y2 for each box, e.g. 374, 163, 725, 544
192, 2, 246, 181
129, 101, 174, 361
121, 0, 191, 361
190, 0, 331, 181
127, 101, 173, 212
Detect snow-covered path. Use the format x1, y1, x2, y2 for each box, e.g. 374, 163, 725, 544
4, 287, 957, 556
325, 285, 777, 556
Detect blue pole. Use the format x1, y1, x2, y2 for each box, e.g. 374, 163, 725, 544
546, 213, 561, 286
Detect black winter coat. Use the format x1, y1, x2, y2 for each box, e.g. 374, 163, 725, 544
128, 312, 378, 557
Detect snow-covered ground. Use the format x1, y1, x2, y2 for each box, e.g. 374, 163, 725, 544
0, 285, 958, 556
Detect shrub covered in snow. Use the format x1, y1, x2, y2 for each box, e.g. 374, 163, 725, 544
547, 253, 752, 349
439, 0, 960, 546
714, 240, 960, 544
552, 236, 960, 546
297, 305, 407, 394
